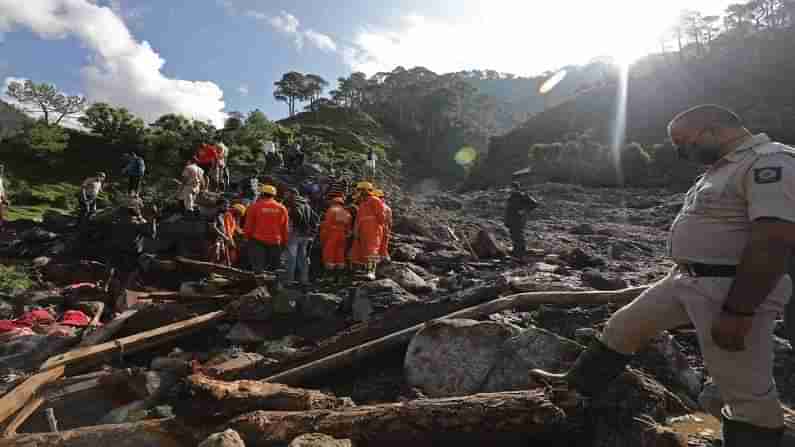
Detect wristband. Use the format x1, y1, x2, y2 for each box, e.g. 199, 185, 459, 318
722, 303, 755, 317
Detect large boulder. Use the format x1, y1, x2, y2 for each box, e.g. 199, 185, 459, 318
226, 287, 273, 322
302, 293, 342, 320
392, 215, 431, 237
560, 247, 606, 269
352, 279, 418, 322
470, 230, 507, 259
482, 325, 583, 392
581, 269, 628, 290
404, 319, 520, 397
391, 244, 422, 262
377, 263, 433, 294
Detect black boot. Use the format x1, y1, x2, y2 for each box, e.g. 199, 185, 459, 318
530, 339, 632, 398
722, 415, 784, 447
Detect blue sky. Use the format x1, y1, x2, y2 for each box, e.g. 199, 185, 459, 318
0, 0, 734, 126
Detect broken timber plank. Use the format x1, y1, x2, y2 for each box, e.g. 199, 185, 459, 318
175, 256, 271, 281
1, 397, 43, 438
0, 366, 64, 426
40, 311, 226, 374
263, 286, 648, 386
77, 310, 137, 347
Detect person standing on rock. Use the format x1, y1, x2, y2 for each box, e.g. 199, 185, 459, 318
244, 185, 289, 274
532, 105, 795, 446
180, 159, 205, 215
504, 181, 539, 261
0, 164, 7, 230
320, 195, 352, 284
122, 152, 145, 198
78, 172, 106, 225
350, 182, 386, 280
108, 206, 156, 312
374, 189, 393, 262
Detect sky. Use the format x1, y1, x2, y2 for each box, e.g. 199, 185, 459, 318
0, 0, 736, 126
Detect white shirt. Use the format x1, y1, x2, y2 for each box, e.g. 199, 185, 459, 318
182, 164, 204, 188
0, 177, 5, 200
82, 177, 103, 198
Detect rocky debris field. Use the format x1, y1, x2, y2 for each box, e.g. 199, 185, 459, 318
1, 182, 795, 446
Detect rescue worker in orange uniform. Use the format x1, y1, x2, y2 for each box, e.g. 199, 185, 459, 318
374, 190, 392, 262
350, 182, 386, 280
244, 185, 289, 273
319, 195, 353, 283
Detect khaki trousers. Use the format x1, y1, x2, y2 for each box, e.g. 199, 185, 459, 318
601, 269, 791, 429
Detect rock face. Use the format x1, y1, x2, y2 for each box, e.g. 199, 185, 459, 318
391, 244, 422, 262
482, 325, 583, 392
377, 263, 432, 294
199, 429, 247, 447
289, 433, 352, 447
352, 279, 418, 322
404, 319, 520, 397
581, 268, 628, 290
471, 230, 507, 259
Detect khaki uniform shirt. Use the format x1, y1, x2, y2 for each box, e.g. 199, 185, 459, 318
182, 164, 204, 190
668, 133, 795, 265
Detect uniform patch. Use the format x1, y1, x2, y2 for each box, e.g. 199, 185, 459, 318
754, 167, 782, 184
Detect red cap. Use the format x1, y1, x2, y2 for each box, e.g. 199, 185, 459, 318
14, 309, 55, 327
60, 310, 91, 327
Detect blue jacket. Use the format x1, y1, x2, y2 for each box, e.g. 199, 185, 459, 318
123, 157, 146, 177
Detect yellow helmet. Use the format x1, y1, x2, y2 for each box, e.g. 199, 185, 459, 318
232, 204, 247, 215
260, 184, 277, 196
373, 189, 384, 198
356, 181, 374, 191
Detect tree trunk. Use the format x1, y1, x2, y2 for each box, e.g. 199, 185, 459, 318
176, 375, 348, 422
228, 390, 569, 446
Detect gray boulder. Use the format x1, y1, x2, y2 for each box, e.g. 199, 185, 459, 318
377, 263, 433, 294
391, 244, 422, 262
199, 429, 247, 447
226, 287, 273, 321
226, 322, 267, 344
289, 433, 351, 447
581, 269, 628, 290
482, 325, 583, 392
352, 279, 418, 322
470, 230, 507, 259
302, 293, 342, 320
404, 319, 520, 397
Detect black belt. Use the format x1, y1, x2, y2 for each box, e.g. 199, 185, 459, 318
678, 263, 737, 277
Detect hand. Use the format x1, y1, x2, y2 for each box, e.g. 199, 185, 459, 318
711, 311, 753, 352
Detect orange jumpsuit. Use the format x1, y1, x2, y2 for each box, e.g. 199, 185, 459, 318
380, 201, 392, 259
350, 194, 386, 266
244, 198, 289, 245
319, 201, 352, 269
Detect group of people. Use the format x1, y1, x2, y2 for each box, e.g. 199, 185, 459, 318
206, 178, 392, 287
263, 140, 305, 174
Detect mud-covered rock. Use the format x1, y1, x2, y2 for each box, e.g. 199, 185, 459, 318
391, 244, 422, 262
199, 429, 247, 447
561, 247, 606, 269
377, 263, 432, 294
393, 215, 432, 237
404, 319, 520, 397
302, 293, 342, 320
581, 268, 628, 290
226, 287, 273, 322
290, 433, 352, 447
471, 230, 507, 259
352, 279, 418, 322
482, 325, 583, 392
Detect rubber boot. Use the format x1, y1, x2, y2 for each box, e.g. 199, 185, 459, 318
530, 338, 633, 398
365, 261, 376, 280
721, 413, 784, 447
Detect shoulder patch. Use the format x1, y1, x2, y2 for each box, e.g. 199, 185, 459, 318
754, 167, 782, 184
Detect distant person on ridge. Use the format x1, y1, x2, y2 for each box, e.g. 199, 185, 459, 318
122, 152, 145, 197
180, 159, 204, 215
78, 172, 106, 225
504, 181, 539, 261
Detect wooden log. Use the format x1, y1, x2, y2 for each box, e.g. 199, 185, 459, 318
175, 256, 272, 281
40, 311, 226, 374
0, 418, 195, 447
228, 390, 568, 446
0, 366, 64, 426
177, 375, 348, 422
1, 397, 43, 437
264, 286, 648, 386
77, 310, 137, 347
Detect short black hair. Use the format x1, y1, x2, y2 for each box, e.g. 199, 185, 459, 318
668, 104, 743, 134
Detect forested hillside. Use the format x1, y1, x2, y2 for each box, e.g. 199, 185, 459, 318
468, 0, 795, 188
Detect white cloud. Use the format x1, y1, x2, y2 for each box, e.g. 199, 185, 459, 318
344, 1, 735, 76
305, 29, 337, 52
0, 0, 227, 126
268, 11, 299, 34
237, 84, 249, 96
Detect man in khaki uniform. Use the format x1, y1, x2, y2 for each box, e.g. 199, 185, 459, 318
181, 158, 205, 214
532, 105, 795, 446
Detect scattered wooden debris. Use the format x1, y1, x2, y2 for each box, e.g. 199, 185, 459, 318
0, 366, 65, 426
0, 418, 194, 447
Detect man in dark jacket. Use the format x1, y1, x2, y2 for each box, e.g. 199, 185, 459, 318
122, 152, 146, 198
504, 181, 539, 260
